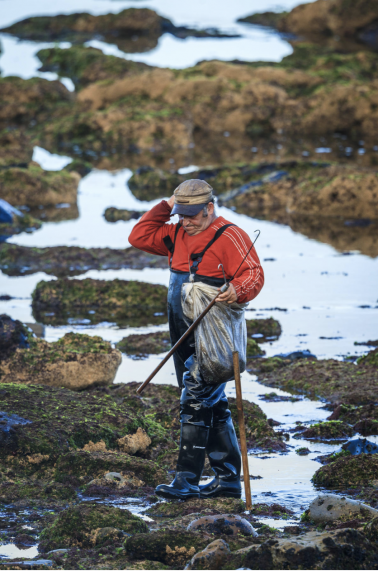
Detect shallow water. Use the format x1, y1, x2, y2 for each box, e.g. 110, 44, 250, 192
0, 0, 378, 559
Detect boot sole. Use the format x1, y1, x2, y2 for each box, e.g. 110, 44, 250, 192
156, 489, 200, 500
200, 490, 242, 499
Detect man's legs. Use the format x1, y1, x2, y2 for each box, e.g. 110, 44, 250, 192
199, 394, 242, 498
156, 355, 227, 500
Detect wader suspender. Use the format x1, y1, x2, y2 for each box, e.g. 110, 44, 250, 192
163, 223, 235, 273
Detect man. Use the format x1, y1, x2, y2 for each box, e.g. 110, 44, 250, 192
129, 179, 264, 500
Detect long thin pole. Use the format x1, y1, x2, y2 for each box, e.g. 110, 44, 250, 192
136, 284, 227, 395
233, 350, 252, 510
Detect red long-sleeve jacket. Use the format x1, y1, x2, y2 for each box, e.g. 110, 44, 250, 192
128, 201, 264, 304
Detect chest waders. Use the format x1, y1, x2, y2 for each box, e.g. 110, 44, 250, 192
155, 224, 242, 500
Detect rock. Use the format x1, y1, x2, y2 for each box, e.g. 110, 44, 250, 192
277, 0, 378, 46
0, 130, 33, 169
187, 515, 257, 537
104, 472, 125, 484
104, 207, 145, 222
312, 453, 378, 489
0, 199, 41, 238
328, 403, 378, 424
296, 447, 311, 455
92, 526, 124, 545
353, 419, 378, 436
0, 244, 167, 277
246, 318, 282, 342
274, 350, 316, 361
117, 427, 151, 454
125, 529, 209, 565
237, 11, 286, 28
0, 163, 79, 209
129, 166, 185, 201
0, 479, 76, 502
39, 503, 148, 551
358, 348, 378, 368
0, 383, 172, 481
342, 438, 378, 456
0, 314, 30, 361
2, 9, 237, 54
223, 528, 378, 570
257, 357, 378, 404
31, 278, 168, 326
364, 516, 378, 542
185, 539, 231, 570
246, 338, 265, 357
307, 493, 378, 523
116, 331, 171, 357
294, 421, 353, 440
146, 498, 246, 518
37, 46, 152, 90
56, 450, 169, 488
0, 332, 122, 390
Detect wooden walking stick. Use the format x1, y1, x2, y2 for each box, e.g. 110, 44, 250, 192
233, 349, 253, 510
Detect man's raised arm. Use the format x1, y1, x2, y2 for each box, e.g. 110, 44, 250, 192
128, 198, 176, 256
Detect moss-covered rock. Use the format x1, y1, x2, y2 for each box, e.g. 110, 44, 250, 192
39, 503, 148, 552
0, 314, 30, 361
358, 348, 378, 368
2, 9, 235, 54
125, 529, 209, 565
0, 479, 77, 502
0, 244, 167, 277
37, 46, 151, 90
246, 317, 282, 342
104, 207, 144, 223
0, 382, 172, 473
117, 331, 171, 358
257, 357, 378, 404
146, 497, 246, 518
0, 332, 122, 390
237, 11, 287, 28
246, 338, 265, 357
312, 454, 378, 489
129, 167, 184, 201
31, 278, 168, 326
294, 420, 353, 440
0, 206, 41, 238
0, 163, 79, 208
230, 399, 285, 451
0, 129, 33, 168
327, 403, 378, 436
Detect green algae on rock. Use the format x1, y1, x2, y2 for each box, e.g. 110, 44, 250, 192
31, 278, 168, 326
104, 207, 145, 223
37, 46, 151, 90
0, 162, 79, 208
0, 332, 121, 390
246, 317, 282, 342
125, 529, 209, 565
358, 348, 378, 368
246, 338, 266, 357
257, 356, 378, 404
39, 503, 148, 552
312, 453, 378, 489
0, 244, 167, 277
146, 497, 246, 518
129, 167, 184, 201
294, 420, 353, 440
0, 210, 42, 238
117, 331, 171, 358
0, 479, 77, 503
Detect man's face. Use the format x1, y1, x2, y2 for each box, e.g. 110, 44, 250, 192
178, 203, 215, 236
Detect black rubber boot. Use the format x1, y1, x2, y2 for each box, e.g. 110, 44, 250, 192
155, 423, 208, 500
200, 417, 242, 498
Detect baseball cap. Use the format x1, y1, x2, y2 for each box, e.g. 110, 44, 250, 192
171, 179, 214, 216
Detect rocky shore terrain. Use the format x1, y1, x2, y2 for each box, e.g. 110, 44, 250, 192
1, 0, 378, 568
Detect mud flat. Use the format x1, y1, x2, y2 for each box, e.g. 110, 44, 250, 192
0, 244, 167, 277
31, 278, 168, 326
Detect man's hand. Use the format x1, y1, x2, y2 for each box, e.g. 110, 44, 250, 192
167, 195, 175, 209
216, 283, 237, 304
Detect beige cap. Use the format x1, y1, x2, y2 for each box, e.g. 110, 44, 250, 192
172, 179, 213, 216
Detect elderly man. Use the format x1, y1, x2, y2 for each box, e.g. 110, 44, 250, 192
129, 179, 264, 500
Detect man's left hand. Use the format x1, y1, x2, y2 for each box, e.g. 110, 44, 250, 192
216, 283, 237, 304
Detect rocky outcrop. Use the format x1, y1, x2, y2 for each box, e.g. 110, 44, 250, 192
31, 277, 168, 326
246, 317, 282, 342
0, 244, 167, 277
307, 493, 378, 523
0, 332, 122, 390
1, 9, 238, 54
104, 207, 144, 222
312, 453, 378, 489
116, 331, 171, 357
37, 46, 151, 90
294, 420, 353, 440
257, 353, 378, 404
277, 0, 378, 49
39, 503, 148, 551
0, 162, 79, 208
